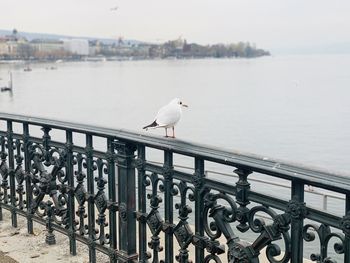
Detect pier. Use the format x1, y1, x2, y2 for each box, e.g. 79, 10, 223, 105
0, 112, 349, 262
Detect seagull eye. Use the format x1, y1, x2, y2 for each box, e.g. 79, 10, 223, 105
180, 101, 182, 105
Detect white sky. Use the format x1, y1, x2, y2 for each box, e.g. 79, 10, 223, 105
1, 0, 350, 50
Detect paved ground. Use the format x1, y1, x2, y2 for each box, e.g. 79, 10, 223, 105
0, 251, 18, 263
0, 210, 109, 263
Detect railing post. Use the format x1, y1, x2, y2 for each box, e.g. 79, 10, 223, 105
0, 135, 3, 221
7, 120, 17, 227
136, 144, 148, 262
116, 141, 137, 262
107, 137, 117, 262
0, 129, 9, 221
40, 126, 57, 245
234, 168, 252, 232
289, 180, 306, 263
194, 157, 205, 262
23, 123, 33, 234
41, 126, 51, 166
66, 130, 76, 255
86, 134, 96, 262
45, 200, 56, 244
163, 150, 174, 263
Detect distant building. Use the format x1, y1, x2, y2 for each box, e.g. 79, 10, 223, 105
0, 33, 28, 57
63, 39, 89, 56
0, 38, 8, 55
31, 39, 64, 53
148, 44, 165, 58
88, 40, 102, 56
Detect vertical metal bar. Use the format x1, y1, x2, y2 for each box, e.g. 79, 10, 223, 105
23, 123, 33, 234
0, 134, 2, 221
344, 194, 350, 263
41, 126, 57, 245
7, 120, 17, 227
0, 124, 9, 221
164, 150, 174, 263
107, 137, 117, 262
41, 126, 51, 166
66, 130, 76, 255
45, 200, 56, 245
290, 180, 304, 263
117, 141, 137, 262
194, 157, 205, 262
14, 139, 24, 210
86, 134, 96, 262
235, 168, 252, 232
323, 194, 327, 211
137, 145, 147, 262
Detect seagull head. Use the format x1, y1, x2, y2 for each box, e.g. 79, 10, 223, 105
172, 98, 188, 108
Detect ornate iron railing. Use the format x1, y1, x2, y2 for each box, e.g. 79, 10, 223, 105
0, 112, 349, 263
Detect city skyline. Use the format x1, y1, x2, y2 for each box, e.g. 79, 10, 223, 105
1, 0, 350, 53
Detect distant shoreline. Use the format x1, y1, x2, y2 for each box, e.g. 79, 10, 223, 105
0, 55, 270, 65
1, 30, 270, 62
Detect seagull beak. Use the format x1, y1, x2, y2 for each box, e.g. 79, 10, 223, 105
182, 103, 189, 108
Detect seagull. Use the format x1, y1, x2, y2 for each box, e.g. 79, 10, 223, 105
143, 98, 188, 138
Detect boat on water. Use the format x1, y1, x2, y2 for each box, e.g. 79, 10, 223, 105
84, 56, 107, 62
24, 64, 32, 71
0, 72, 13, 92
46, 66, 57, 70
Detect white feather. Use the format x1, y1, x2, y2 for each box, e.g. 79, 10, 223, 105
155, 98, 182, 128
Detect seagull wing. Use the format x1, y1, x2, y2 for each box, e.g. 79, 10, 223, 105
155, 103, 181, 127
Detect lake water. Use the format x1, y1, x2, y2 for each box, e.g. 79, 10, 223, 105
1, 55, 349, 173
1, 55, 349, 260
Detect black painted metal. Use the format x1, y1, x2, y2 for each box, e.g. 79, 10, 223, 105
194, 157, 205, 263
0, 112, 349, 263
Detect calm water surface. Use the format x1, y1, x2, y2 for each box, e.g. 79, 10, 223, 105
1, 55, 349, 173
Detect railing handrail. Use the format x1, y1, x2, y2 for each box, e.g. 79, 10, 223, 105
1, 112, 349, 193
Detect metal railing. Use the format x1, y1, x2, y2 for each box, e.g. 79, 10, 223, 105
151, 161, 345, 212
0, 112, 349, 263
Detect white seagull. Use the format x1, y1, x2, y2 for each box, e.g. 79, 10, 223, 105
143, 98, 188, 138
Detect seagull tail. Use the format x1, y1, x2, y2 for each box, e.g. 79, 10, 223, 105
143, 121, 158, 130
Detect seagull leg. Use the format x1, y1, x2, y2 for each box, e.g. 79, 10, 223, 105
172, 127, 175, 138
165, 128, 168, 137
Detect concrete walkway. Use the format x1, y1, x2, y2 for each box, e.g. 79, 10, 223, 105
0, 210, 105, 263
0, 251, 17, 263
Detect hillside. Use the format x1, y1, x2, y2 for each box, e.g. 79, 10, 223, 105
0, 29, 141, 46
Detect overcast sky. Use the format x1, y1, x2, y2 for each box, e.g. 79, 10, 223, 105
1, 0, 350, 51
